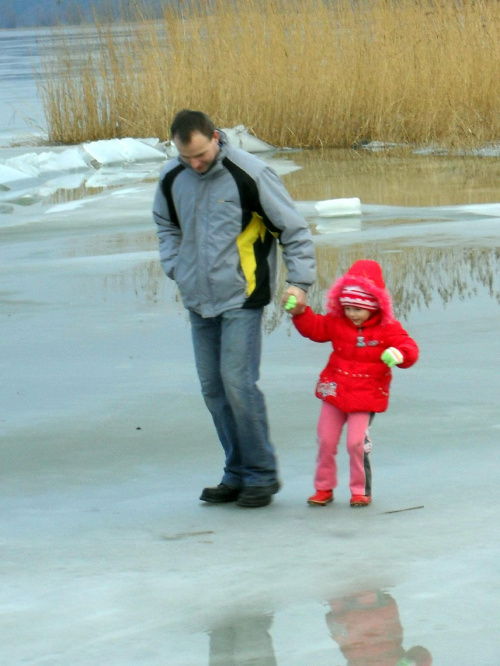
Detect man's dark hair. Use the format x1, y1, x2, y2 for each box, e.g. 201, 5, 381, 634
170, 109, 217, 144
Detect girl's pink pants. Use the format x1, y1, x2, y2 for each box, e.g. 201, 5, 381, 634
315, 402, 372, 496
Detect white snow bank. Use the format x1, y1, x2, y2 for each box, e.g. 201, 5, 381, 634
82, 138, 167, 165
5, 148, 89, 175
0, 163, 42, 188
0, 128, 278, 200
315, 197, 361, 217
223, 125, 275, 152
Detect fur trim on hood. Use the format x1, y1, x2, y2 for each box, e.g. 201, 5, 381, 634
327, 259, 395, 326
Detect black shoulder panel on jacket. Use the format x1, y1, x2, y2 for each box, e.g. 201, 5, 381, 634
221, 156, 275, 232
160, 164, 185, 229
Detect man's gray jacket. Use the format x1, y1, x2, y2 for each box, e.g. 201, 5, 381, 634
152, 131, 316, 318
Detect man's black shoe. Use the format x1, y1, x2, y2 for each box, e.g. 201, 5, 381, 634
200, 483, 241, 503
236, 481, 281, 508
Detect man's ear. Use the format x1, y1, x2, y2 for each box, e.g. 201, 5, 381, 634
213, 130, 220, 142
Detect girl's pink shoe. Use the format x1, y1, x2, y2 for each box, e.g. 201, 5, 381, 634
308, 490, 333, 506
350, 494, 371, 507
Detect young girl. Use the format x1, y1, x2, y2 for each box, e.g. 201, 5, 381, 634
290, 259, 419, 507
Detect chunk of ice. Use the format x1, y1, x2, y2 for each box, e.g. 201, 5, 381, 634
315, 197, 362, 217
82, 138, 166, 165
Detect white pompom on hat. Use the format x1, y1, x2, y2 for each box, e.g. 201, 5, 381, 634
339, 285, 379, 311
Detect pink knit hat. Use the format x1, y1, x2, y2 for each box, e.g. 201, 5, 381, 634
339, 285, 379, 311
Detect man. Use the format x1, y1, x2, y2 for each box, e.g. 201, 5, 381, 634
153, 109, 316, 507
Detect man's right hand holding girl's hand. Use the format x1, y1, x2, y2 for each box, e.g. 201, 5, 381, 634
283, 286, 307, 315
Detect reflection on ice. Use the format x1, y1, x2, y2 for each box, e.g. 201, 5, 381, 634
204, 590, 432, 666
315, 217, 362, 234
362, 202, 500, 223
326, 590, 432, 666
32, 239, 497, 331
361, 140, 500, 158
208, 613, 277, 666
307, 245, 500, 321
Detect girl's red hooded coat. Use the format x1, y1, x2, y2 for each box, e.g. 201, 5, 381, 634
292, 260, 419, 413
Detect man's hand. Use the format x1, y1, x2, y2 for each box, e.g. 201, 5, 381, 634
282, 286, 307, 315
381, 347, 404, 368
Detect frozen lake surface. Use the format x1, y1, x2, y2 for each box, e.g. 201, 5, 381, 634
1, 26, 500, 666
2, 154, 500, 664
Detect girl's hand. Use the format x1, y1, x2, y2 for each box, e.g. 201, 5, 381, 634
282, 287, 306, 315
381, 347, 403, 367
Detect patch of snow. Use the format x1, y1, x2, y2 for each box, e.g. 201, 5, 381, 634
315, 197, 361, 217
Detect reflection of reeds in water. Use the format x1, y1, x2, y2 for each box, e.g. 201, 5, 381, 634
38, 0, 500, 149
81, 258, 172, 305
86, 244, 499, 331
280, 150, 500, 207
47, 184, 104, 204
267, 245, 500, 331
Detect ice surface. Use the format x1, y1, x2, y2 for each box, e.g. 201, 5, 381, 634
0, 162, 43, 188
5, 147, 90, 175
315, 217, 362, 234
1, 171, 500, 664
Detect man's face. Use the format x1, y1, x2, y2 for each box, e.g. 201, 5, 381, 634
174, 130, 220, 174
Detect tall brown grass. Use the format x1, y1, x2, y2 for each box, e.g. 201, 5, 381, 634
38, 0, 500, 148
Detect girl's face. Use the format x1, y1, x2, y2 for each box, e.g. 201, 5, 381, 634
343, 306, 373, 326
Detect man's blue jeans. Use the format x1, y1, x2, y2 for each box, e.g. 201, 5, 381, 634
189, 308, 278, 488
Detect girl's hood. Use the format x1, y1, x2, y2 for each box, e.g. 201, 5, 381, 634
326, 259, 395, 326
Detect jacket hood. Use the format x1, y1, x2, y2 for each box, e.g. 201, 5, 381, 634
326, 259, 395, 325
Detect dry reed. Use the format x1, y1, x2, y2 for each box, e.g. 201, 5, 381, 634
38, 0, 500, 148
